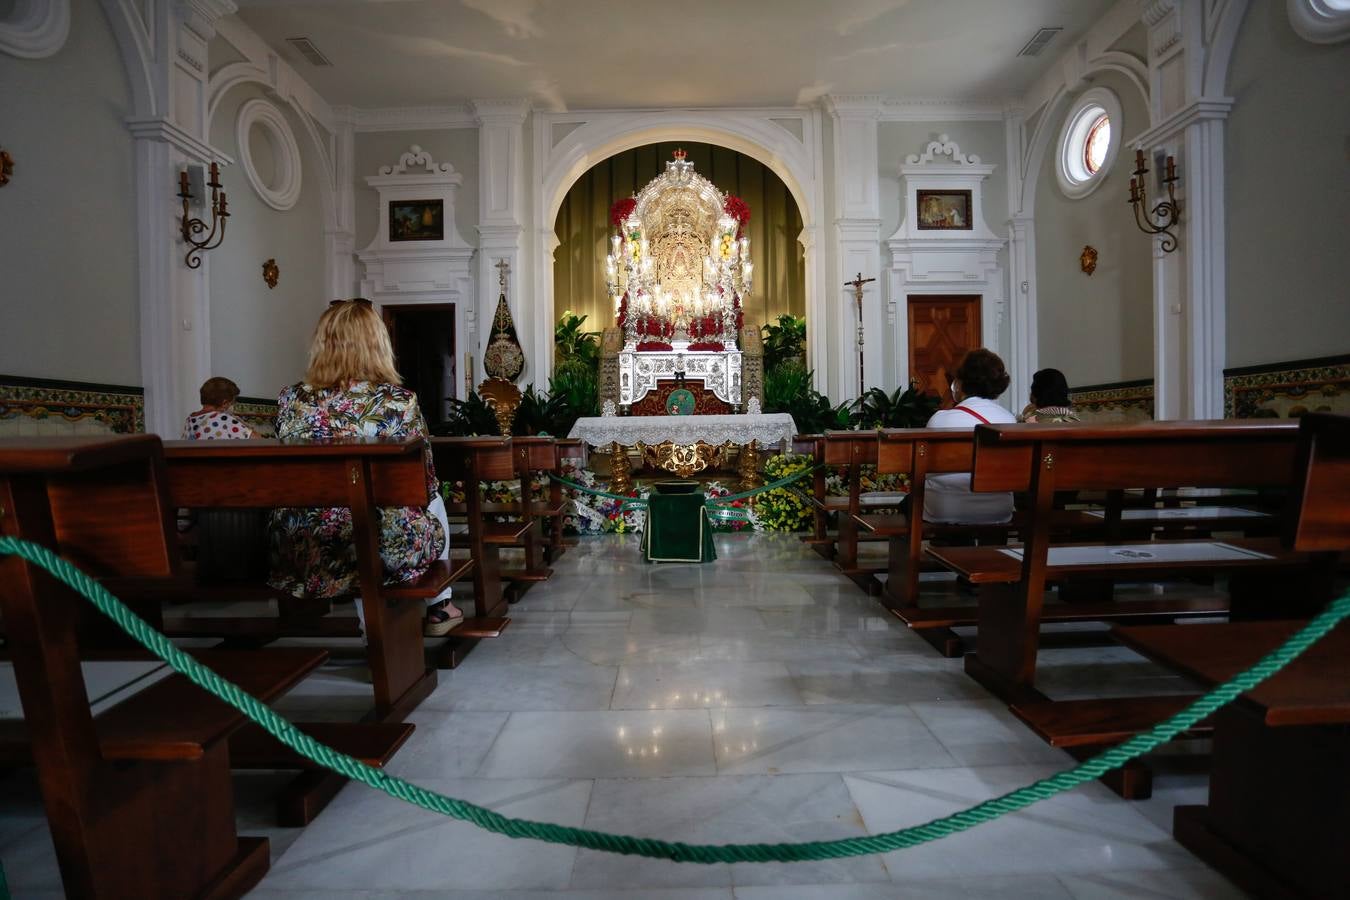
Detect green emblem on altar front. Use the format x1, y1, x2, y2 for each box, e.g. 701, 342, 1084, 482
666, 388, 695, 416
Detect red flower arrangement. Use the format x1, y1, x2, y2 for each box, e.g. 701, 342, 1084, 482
610, 198, 637, 228
723, 195, 751, 237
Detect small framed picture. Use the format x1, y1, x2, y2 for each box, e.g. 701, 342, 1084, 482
916, 190, 973, 230
389, 199, 444, 242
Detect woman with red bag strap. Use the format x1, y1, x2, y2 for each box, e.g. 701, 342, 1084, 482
921, 349, 1017, 524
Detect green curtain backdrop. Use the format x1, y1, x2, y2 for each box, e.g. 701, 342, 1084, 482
553, 142, 806, 337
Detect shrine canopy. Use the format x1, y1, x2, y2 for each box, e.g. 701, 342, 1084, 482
606, 150, 753, 354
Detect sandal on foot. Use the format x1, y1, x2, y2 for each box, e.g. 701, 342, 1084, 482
424, 602, 464, 637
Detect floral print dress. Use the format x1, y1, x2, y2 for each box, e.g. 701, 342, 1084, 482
267, 381, 446, 599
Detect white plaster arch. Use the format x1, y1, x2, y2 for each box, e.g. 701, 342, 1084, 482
541, 114, 819, 230
534, 110, 826, 385
95, 0, 156, 117
0, 0, 70, 58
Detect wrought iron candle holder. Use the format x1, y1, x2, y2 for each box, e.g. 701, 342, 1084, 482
178, 162, 230, 269
1127, 149, 1180, 253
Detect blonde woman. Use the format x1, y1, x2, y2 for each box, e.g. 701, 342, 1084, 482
267, 298, 462, 635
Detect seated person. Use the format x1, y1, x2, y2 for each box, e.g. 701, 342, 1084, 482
182, 377, 256, 439
922, 349, 1017, 524
267, 298, 461, 636
1018, 368, 1080, 423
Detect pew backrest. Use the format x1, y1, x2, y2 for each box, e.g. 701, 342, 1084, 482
162, 438, 431, 508
1285, 413, 1350, 552
969, 421, 1301, 495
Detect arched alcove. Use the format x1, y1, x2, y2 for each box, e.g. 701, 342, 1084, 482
553, 141, 806, 338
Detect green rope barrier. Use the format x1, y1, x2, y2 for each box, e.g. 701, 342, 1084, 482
2, 533, 1345, 865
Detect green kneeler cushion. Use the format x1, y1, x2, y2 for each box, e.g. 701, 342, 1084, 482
641, 482, 716, 563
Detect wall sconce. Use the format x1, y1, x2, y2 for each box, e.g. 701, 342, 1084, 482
1128, 149, 1180, 253
0, 148, 13, 187
178, 162, 230, 269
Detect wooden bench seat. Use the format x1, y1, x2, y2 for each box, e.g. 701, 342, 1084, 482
1010, 695, 1212, 748
484, 520, 534, 544
383, 557, 474, 601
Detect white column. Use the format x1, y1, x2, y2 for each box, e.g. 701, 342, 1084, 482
128, 0, 237, 434
327, 109, 358, 299
471, 99, 531, 381
1006, 215, 1039, 411
825, 95, 884, 397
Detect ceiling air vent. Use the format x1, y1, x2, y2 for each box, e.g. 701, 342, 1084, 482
1017, 27, 1063, 58
285, 37, 333, 67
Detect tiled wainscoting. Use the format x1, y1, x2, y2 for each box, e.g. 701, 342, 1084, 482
1069, 379, 1155, 423
0, 375, 145, 436
1224, 354, 1350, 419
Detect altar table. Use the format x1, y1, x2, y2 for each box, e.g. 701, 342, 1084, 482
569, 413, 798, 491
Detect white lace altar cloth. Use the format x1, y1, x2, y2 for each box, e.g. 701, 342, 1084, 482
569, 413, 798, 448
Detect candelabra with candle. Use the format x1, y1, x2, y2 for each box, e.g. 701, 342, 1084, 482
178, 162, 230, 269
1127, 149, 1180, 253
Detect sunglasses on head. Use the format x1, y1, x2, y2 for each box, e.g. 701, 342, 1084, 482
330, 298, 373, 308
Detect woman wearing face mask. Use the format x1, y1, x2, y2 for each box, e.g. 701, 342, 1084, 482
921, 349, 1017, 524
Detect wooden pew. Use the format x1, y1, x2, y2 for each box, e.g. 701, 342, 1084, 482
545, 438, 588, 563
430, 436, 523, 667
160, 439, 464, 721
796, 434, 834, 557
481, 435, 563, 596
921, 420, 1312, 708
0, 436, 332, 897
1110, 412, 1350, 897
817, 430, 907, 586
857, 428, 1101, 656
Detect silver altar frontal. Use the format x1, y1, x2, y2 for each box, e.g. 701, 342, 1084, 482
618, 341, 743, 407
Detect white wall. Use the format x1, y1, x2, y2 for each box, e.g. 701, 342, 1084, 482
1034, 71, 1152, 388
0, 0, 139, 385
1225, 1, 1350, 368
354, 129, 479, 253
208, 84, 328, 400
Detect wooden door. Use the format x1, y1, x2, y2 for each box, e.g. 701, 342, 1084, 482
908, 295, 980, 406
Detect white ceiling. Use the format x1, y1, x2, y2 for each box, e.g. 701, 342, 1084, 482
233, 0, 1117, 111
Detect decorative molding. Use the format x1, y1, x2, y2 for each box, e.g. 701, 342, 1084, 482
235, 97, 303, 211
0, 0, 70, 59
1132, 96, 1234, 147
378, 144, 458, 178
470, 97, 531, 124
822, 94, 883, 119
905, 133, 982, 166
1287, 0, 1350, 44
125, 115, 226, 163
176, 0, 236, 43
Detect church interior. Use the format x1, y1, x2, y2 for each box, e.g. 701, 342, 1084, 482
1, 0, 1348, 897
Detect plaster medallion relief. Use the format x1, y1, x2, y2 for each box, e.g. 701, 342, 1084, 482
235, 98, 303, 211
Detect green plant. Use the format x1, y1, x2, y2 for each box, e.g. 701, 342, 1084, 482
433, 392, 499, 436
555, 311, 601, 372
760, 314, 807, 373
849, 383, 940, 429
762, 362, 853, 435
514, 385, 570, 436
548, 365, 599, 434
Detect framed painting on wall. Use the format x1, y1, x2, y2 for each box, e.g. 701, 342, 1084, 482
916, 190, 973, 230
389, 199, 445, 242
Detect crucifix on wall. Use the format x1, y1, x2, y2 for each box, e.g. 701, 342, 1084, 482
845, 272, 876, 391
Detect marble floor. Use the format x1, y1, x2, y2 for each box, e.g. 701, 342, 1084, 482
0, 533, 1249, 899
